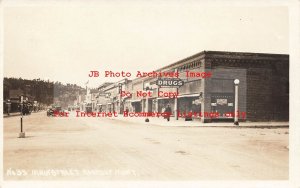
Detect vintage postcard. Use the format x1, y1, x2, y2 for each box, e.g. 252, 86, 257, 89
1, 0, 299, 188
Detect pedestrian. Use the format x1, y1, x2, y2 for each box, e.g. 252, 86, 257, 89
161, 107, 165, 114
164, 104, 172, 121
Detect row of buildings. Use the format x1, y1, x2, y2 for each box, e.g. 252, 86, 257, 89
78, 50, 289, 123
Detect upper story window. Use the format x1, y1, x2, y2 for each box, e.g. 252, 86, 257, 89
178, 60, 202, 72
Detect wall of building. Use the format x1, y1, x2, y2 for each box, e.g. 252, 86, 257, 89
206, 52, 289, 122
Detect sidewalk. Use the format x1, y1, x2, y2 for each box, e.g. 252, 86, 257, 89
3, 111, 44, 118
108, 114, 289, 128
3, 112, 22, 118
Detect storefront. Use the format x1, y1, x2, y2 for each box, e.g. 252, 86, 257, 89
210, 93, 234, 119
177, 94, 201, 117
107, 103, 112, 112
131, 100, 142, 112
157, 98, 174, 114
110, 51, 289, 122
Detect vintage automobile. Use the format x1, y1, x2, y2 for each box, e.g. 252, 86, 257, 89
47, 108, 54, 116
85, 103, 93, 113
47, 106, 62, 117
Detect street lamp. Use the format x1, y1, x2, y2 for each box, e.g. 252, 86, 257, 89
6, 99, 11, 116
19, 95, 25, 138
143, 82, 152, 122
234, 79, 240, 125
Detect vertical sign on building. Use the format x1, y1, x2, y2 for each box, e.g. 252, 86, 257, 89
118, 83, 122, 94
118, 83, 123, 114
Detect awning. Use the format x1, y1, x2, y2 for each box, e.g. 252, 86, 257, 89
130, 99, 142, 103
157, 97, 173, 100
9, 99, 20, 103
122, 95, 132, 100
156, 93, 200, 100
177, 94, 200, 98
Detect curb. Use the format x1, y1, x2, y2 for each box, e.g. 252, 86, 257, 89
108, 118, 289, 128
152, 125, 289, 128
3, 114, 21, 118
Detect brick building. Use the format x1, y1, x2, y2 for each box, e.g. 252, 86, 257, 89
127, 51, 289, 122
97, 79, 130, 113
96, 50, 289, 123
200, 51, 288, 122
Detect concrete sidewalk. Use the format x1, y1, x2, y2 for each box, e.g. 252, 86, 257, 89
109, 114, 289, 128
3, 111, 44, 118
3, 112, 22, 118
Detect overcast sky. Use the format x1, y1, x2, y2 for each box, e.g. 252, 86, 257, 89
4, 2, 289, 87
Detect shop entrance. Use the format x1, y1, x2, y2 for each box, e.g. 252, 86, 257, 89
178, 96, 201, 117
211, 93, 234, 119
148, 99, 153, 113
132, 102, 141, 112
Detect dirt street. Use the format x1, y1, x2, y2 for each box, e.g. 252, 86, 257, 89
4, 112, 289, 180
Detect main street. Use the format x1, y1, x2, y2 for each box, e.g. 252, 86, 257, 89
4, 112, 288, 180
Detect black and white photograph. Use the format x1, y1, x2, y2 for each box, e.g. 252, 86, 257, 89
1, 0, 300, 188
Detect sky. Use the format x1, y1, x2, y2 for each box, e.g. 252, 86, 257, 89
3, 1, 289, 88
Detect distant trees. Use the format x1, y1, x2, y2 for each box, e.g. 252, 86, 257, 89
3, 77, 85, 106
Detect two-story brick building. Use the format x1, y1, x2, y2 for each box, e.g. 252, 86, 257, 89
96, 50, 288, 123
126, 51, 289, 122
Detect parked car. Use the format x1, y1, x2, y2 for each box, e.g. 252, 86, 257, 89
47, 108, 54, 116
47, 106, 62, 117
